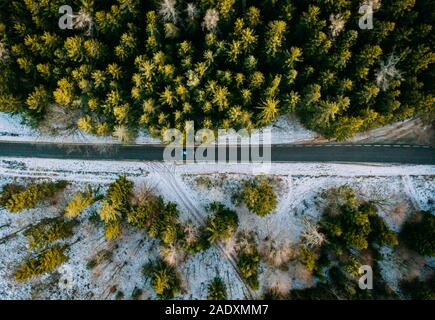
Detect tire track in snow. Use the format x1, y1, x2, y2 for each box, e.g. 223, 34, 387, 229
159, 169, 255, 299
401, 175, 422, 210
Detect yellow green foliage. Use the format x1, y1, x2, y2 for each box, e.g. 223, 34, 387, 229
5, 180, 68, 213
237, 176, 277, 217
65, 189, 95, 218
144, 259, 181, 299
25, 218, 76, 250
14, 246, 69, 282
299, 247, 318, 272
104, 222, 122, 240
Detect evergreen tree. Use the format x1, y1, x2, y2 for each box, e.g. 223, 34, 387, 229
143, 259, 181, 299
14, 245, 69, 282
25, 218, 76, 251
400, 211, 435, 256
5, 181, 68, 213
237, 246, 261, 290
207, 276, 227, 300
205, 202, 238, 243
235, 176, 277, 217
0, 0, 433, 141
64, 187, 97, 218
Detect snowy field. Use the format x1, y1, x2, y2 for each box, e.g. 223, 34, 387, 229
0, 158, 433, 299
0, 112, 316, 145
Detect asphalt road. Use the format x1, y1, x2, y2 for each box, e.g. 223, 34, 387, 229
0, 141, 434, 164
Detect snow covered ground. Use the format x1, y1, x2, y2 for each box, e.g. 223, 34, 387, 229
2, 111, 433, 146
0, 158, 433, 299
0, 112, 316, 145
0, 112, 161, 144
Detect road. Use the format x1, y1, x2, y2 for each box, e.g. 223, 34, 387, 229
0, 141, 434, 164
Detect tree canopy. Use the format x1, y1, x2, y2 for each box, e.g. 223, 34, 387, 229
0, 0, 433, 141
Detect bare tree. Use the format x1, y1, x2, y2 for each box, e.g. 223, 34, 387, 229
159, 0, 178, 24
160, 244, 186, 266
72, 10, 94, 36
113, 125, 135, 144
259, 238, 293, 267
301, 218, 325, 248
131, 182, 155, 206
202, 9, 220, 33
329, 14, 346, 39
186, 3, 198, 20
362, 0, 381, 11
38, 104, 82, 136
375, 53, 404, 91
183, 222, 199, 246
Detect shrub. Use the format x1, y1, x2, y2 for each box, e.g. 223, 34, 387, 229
400, 211, 435, 256
207, 276, 227, 300
86, 259, 97, 270
195, 176, 214, 189
236, 176, 277, 217
263, 288, 289, 300
115, 291, 124, 300
289, 285, 337, 300
131, 287, 143, 300
86, 249, 112, 269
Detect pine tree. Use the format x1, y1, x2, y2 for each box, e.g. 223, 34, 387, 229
26, 86, 50, 113
6, 181, 68, 213
64, 187, 96, 218
235, 176, 277, 217
400, 211, 435, 256
105, 221, 122, 240
208, 276, 227, 300
25, 218, 76, 250
64, 36, 85, 62
14, 245, 69, 282
0, 0, 433, 142
237, 246, 260, 290
77, 116, 94, 134
144, 259, 181, 299
258, 98, 280, 126
264, 21, 286, 58
205, 202, 238, 244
